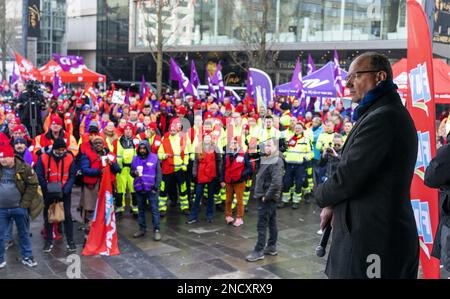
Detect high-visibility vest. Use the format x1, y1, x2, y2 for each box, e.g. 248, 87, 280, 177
160, 133, 186, 175
115, 137, 136, 167
224, 152, 246, 184
284, 134, 314, 164
316, 131, 335, 151
40, 153, 74, 187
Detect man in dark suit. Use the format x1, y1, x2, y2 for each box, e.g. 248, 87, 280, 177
312, 52, 419, 278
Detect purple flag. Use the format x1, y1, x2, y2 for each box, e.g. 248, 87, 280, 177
10, 63, 19, 86
190, 60, 200, 88
125, 88, 130, 105
52, 54, 84, 72
170, 57, 198, 97
246, 71, 253, 97
248, 68, 273, 110
140, 75, 146, 99
275, 62, 339, 97
206, 70, 216, 98
211, 63, 225, 101
52, 71, 64, 98
333, 50, 344, 97
290, 59, 303, 99
307, 54, 316, 75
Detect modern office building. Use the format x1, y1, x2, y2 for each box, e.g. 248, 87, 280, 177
36, 0, 68, 66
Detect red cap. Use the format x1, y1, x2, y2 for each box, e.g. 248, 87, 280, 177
225, 103, 232, 111
148, 122, 157, 130
13, 117, 21, 125
194, 101, 202, 109
0, 143, 14, 158
12, 125, 26, 134
160, 102, 167, 108
176, 106, 187, 115
76, 99, 83, 105
204, 111, 213, 119
50, 115, 63, 126
201, 102, 207, 108
124, 123, 134, 132
235, 104, 243, 114
56, 105, 64, 112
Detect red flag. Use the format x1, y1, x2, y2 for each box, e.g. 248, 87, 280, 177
14, 53, 41, 81
82, 164, 120, 256
406, 0, 440, 279
83, 82, 98, 107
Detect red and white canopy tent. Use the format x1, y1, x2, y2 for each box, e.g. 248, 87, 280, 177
39, 60, 106, 83
393, 58, 450, 104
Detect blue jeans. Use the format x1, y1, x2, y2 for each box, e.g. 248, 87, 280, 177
4, 214, 30, 241
136, 191, 160, 232
189, 182, 215, 222
0, 208, 33, 262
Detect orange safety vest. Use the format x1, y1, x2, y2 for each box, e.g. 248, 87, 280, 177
197, 151, 217, 184
40, 153, 74, 187
224, 152, 246, 184
161, 133, 186, 175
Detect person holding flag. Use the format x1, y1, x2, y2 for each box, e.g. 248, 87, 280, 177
80, 135, 120, 237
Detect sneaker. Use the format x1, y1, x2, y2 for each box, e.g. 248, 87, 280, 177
21, 257, 37, 267
4, 240, 13, 251
67, 242, 77, 252
233, 218, 244, 227
246, 250, 264, 262
133, 230, 146, 238
264, 245, 278, 256
186, 219, 198, 225
226, 216, 234, 225
292, 203, 299, 209
317, 229, 323, 235
43, 241, 53, 253
0, 261, 5, 269
153, 230, 161, 241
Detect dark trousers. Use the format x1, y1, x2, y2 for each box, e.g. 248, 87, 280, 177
283, 163, 307, 193
254, 199, 278, 252
136, 191, 160, 232
190, 181, 215, 221
43, 193, 74, 243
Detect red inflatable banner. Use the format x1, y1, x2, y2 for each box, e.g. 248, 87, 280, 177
406, 0, 440, 279
82, 164, 120, 256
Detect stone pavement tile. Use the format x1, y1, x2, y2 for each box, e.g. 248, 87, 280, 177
204, 258, 237, 273
261, 263, 301, 279
162, 237, 194, 250
155, 248, 219, 269
297, 271, 328, 279
211, 244, 247, 259
209, 267, 281, 279
142, 242, 182, 256
221, 254, 288, 272
259, 258, 325, 276
277, 228, 319, 241
195, 245, 229, 258
165, 261, 232, 279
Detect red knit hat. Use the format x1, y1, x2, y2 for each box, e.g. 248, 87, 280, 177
225, 103, 233, 111
50, 115, 63, 126
204, 111, 213, 119
12, 125, 26, 134
235, 104, 243, 114
124, 123, 134, 132
148, 122, 157, 130
56, 105, 64, 112
176, 106, 187, 115
0, 138, 14, 157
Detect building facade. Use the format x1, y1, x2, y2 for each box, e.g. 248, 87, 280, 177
36, 0, 68, 66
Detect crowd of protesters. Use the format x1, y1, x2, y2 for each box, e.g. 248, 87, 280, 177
0, 78, 357, 268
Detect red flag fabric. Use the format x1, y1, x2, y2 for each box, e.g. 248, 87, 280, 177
84, 82, 98, 107
15, 53, 41, 81
82, 164, 120, 256
406, 0, 440, 279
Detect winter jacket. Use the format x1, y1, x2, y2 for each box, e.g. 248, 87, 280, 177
253, 153, 284, 202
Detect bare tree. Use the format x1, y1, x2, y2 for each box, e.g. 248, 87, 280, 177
0, 0, 21, 81
135, 0, 190, 96
229, 0, 279, 72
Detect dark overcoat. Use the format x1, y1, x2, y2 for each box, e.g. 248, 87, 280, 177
314, 90, 419, 279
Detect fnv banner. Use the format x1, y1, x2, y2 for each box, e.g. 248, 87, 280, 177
406, 0, 440, 279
